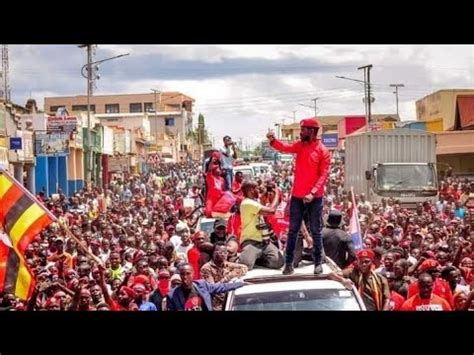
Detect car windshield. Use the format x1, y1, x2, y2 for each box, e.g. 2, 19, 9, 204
377, 164, 436, 191
232, 288, 361, 310
235, 169, 253, 180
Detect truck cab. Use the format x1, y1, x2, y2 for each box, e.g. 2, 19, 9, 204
366, 162, 438, 208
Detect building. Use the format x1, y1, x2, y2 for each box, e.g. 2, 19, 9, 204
33, 111, 83, 197
1, 99, 36, 192
415, 89, 474, 177
0, 102, 9, 171
416, 89, 474, 131
95, 112, 152, 177
280, 114, 399, 142
44, 92, 195, 163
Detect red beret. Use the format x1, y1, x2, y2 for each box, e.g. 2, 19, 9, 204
356, 249, 375, 260
419, 259, 439, 273
120, 286, 136, 299
300, 118, 321, 129
133, 275, 149, 286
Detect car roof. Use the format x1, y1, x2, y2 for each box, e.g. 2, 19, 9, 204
234, 165, 253, 170
234, 279, 348, 295
242, 260, 339, 283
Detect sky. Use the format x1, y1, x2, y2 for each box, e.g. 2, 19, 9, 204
6, 45, 474, 148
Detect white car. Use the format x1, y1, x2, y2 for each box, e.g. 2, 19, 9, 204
224, 261, 366, 311
249, 163, 272, 177
233, 165, 255, 180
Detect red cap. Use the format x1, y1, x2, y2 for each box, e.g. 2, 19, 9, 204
356, 249, 375, 260
133, 275, 149, 286
120, 286, 137, 299
300, 118, 321, 129
419, 259, 439, 273
211, 151, 221, 160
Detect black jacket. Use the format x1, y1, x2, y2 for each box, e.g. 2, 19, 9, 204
322, 227, 356, 269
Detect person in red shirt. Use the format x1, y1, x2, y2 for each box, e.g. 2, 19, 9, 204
231, 171, 244, 204
400, 273, 452, 311
407, 259, 454, 307
386, 271, 405, 311
205, 165, 225, 218
188, 231, 207, 280
267, 118, 331, 275
226, 209, 242, 243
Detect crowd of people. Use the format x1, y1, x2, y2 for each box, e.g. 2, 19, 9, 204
1, 130, 473, 311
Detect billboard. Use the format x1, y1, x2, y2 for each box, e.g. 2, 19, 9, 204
321, 133, 338, 149
108, 156, 130, 173
47, 115, 78, 133
34, 131, 70, 156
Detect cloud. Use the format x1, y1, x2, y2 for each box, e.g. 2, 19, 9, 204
6, 45, 474, 149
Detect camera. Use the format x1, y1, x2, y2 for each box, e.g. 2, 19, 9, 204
265, 182, 276, 193
256, 222, 276, 244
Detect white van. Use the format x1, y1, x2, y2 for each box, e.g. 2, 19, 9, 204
249, 163, 272, 177
233, 165, 255, 180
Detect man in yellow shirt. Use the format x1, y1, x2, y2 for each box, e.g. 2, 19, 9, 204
238, 181, 284, 270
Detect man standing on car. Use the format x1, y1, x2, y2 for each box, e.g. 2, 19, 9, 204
267, 118, 331, 275
220, 136, 237, 191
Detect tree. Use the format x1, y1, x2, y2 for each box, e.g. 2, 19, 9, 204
188, 113, 210, 145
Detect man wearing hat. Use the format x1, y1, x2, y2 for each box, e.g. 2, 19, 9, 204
329, 249, 391, 311
267, 118, 331, 275
322, 210, 356, 269
210, 219, 228, 245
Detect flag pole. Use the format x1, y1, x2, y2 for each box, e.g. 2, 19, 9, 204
0, 168, 104, 266
56, 219, 104, 266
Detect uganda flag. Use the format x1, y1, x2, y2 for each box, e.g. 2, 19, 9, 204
0, 169, 55, 300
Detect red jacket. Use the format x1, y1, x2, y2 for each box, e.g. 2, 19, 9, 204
270, 138, 330, 198
188, 246, 201, 280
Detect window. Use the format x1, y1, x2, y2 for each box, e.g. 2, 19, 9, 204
105, 104, 120, 113
49, 106, 62, 113
129, 103, 142, 113
144, 102, 154, 112
165, 117, 175, 126
72, 104, 95, 112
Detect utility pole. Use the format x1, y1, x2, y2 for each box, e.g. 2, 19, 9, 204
311, 97, 319, 117
151, 88, 161, 113
1, 45, 10, 102
79, 45, 129, 182
86, 45, 93, 182
358, 64, 373, 124
390, 84, 404, 116
292, 110, 297, 123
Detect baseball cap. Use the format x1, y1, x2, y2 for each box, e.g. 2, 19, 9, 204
300, 118, 321, 128
214, 219, 227, 229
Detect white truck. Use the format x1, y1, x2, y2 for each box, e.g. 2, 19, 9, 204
344, 129, 438, 208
